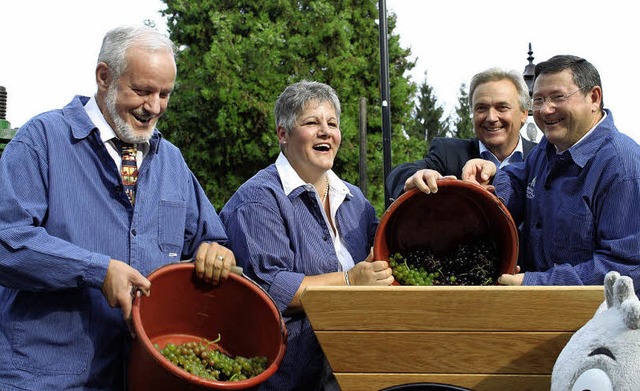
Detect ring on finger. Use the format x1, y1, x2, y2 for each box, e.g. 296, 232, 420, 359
216, 255, 225, 262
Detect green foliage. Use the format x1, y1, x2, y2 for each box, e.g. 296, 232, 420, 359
158, 0, 418, 215
408, 71, 449, 144
452, 83, 474, 139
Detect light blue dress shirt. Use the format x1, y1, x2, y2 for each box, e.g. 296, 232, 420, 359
479, 136, 524, 168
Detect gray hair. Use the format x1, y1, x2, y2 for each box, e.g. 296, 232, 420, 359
274, 80, 341, 133
97, 25, 176, 81
469, 67, 530, 112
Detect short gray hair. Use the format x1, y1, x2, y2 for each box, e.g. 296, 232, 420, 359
97, 25, 176, 81
469, 67, 530, 112
274, 80, 341, 133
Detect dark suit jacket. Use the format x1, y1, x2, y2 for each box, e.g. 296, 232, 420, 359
385, 136, 538, 201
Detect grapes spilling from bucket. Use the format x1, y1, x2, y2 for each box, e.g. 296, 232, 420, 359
389, 238, 500, 286
155, 336, 268, 382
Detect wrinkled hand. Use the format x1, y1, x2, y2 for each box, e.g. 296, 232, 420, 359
498, 265, 523, 286
461, 158, 496, 186
193, 242, 236, 285
404, 169, 456, 194
102, 259, 151, 337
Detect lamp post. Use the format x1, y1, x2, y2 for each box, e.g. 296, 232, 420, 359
523, 43, 535, 103
522, 43, 538, 142
378, 0, 393, 208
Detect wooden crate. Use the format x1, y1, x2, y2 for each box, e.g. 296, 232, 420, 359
300, 285, 603, 391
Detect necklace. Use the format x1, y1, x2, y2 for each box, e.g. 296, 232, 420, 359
321, 175, 330, 205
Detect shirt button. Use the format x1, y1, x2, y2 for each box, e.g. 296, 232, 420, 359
535, 221, 542, 229
115, 185, 123, 192
323, 235, 328, 241
131, 229, 137, 236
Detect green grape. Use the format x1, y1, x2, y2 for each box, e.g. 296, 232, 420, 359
389, 237, 500, 286
157, 336, 268, 382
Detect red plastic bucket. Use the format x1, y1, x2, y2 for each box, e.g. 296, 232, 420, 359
128, 263, 286, 390
373, 180, 518, 285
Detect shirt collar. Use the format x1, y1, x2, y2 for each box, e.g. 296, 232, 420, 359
560, 110, 607, 154
84, 95, 150, 154
275, 152, 351, 197
85, 96, 116, 144
557, 110, 609, 168
479, 137, 524, 168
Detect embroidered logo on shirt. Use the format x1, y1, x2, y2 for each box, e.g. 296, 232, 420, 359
527, 177, 536, 199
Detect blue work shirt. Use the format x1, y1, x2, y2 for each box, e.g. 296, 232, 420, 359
494, 109, 640, 292
0, 95, 228, 390
220, 163, 378, 391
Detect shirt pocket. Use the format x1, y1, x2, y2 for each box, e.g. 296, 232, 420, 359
551, 206, 594, 258
10, 291, 90, 375
158, 199, 187, 254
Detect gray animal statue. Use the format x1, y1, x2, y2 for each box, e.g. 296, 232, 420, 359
551, 271, 640, 391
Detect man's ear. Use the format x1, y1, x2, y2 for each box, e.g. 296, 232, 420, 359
520, 110, 528, 129
589, 86, 603, 112
96, 62, 110, 90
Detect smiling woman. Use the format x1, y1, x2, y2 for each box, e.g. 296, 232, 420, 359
219, 80, 394, 391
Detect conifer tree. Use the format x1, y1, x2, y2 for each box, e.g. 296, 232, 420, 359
452, 83, 474, 139
158, 0, 417, 214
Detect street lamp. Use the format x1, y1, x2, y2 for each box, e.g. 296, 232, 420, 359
522, 44, 538, 142
523, 43, 535, 101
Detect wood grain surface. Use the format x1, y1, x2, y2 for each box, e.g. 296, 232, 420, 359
301, 285, 603, 391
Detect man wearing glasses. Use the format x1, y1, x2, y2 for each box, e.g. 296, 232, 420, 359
462, 54, 640, 294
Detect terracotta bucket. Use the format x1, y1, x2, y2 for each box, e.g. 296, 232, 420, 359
373, 180, 518, 285
128, 263, 286, 390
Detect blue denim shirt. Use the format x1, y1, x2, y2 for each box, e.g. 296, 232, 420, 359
220, 164, 378, 391
494, 109, 640, 292
0, 96, 228, 390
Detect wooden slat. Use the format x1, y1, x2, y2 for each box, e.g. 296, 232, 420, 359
300, 285, 603, 331
301, 286, 603, 390
316, 331, 570, 374
334, 373, 550, 391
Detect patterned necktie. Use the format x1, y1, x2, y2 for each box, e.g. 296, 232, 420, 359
114, 139, 138, 205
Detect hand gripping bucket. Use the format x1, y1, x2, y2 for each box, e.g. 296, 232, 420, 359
373, 180, 518, 285
128, 263, 286, 390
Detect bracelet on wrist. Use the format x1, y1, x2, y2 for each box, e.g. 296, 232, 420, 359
344, 270, 351, 286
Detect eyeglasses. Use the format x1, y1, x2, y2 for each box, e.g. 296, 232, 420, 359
530, 86, 586, 110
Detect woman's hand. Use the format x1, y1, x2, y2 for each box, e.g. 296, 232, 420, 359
349, 259, 395, 286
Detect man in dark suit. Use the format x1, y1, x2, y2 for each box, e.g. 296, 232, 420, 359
386, 67, 538, 201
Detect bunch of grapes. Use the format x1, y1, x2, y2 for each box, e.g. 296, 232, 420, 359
156, 336, 268, 382
389, 238, 500, 286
